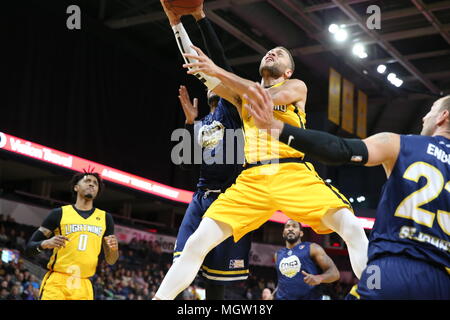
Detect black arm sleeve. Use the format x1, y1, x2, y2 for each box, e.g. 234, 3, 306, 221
279, 124, 369, 166
197, 17, 233, 72
41, 208, 62, 231
25, 208, 62, 257
104, 213, 115, 237
25, 230, 48, 257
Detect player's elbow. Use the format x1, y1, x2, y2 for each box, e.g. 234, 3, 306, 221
24, 243, 36, 257
331, 268, 340, 282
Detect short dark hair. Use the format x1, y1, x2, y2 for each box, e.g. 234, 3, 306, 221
276, 46, 295, 74
285, 219, 302, 231
70, 171, 104, 197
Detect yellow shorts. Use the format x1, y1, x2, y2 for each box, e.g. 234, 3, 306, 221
204, 161, 352, 242
39, 271, 94, 300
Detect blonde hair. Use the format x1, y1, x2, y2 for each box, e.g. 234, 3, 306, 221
438, 95, 450, 112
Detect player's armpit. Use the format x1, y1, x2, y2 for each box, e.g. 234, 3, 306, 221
363, 132, 400, 176
268, 79, 307, 107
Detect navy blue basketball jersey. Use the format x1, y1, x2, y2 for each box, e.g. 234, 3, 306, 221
275, 242, 322, 300
195, 99, 244, 190
368, 135, 450, 271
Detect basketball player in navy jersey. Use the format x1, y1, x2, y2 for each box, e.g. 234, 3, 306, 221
274, 219, 340, 300
244, 84, 450, 299
162, 3, 252, 300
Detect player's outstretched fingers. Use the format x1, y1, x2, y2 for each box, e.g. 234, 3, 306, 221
255, 83, 272, 107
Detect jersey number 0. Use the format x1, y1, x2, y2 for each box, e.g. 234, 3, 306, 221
78, 234, 89, 251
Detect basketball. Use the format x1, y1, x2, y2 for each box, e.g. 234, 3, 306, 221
163, 0, 204, 15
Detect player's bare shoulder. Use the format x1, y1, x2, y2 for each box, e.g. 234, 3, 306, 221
288, 78, 307, 90
269, 78, 307, 107
365, 132, 400, 152
363, 132, 401, 174
288, 79, 307, 111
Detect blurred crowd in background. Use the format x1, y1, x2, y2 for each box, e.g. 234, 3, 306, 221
0, 214, 354, 300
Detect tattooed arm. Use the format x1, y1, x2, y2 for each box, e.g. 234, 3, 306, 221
302, 243, 340, 286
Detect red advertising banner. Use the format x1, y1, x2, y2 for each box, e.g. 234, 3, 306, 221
0, 131, 193, 203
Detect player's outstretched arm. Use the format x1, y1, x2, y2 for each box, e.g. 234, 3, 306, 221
362, 132, 400, 176
193, 7, 233, 72
178, 85, 198, 125
243, 83, 400, 174
177, 85, 201, 171
184, 46, 307, 107
184, 46, 259, 99
160, 2, 241, 110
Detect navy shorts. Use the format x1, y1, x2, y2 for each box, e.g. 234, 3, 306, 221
350, 254, 450, 300
174, 189, 252, 285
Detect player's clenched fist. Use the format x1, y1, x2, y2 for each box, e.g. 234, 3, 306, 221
103, 235, 118, 251
41, 235, 70, 249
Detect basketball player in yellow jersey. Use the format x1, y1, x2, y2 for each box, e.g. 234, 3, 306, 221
25, 172, 118, 300
155, 6, 368, 300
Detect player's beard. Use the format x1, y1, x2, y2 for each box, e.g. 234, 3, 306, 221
259, 63, 284, 78
83, 190, 95, 200
284, 233, 300, 244
84, 193, 94, 200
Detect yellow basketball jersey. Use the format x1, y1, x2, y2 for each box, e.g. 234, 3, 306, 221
47, 205, 106, 278
242, 81, 306, 163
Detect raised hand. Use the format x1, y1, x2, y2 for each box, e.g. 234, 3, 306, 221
183, 45, 222, 78
178, 85, 198, 125
242, 83, 284, 133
